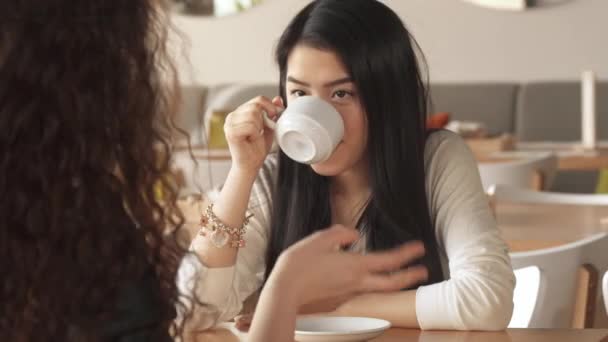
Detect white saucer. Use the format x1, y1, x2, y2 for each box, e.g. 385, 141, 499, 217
295, 316, 391, 342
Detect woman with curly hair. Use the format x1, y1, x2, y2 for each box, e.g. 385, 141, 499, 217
0, 1, 423, 341
0, 0, 188, 340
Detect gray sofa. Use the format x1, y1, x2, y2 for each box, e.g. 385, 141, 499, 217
515, 82, 608, 142
429, 82, 607, 193
177, 81, 607, 193
429, 83, 518, 136
429, 82, 608, 142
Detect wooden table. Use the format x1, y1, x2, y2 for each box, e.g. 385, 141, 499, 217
496, 201, 608, 252
515, 142, 608, 171
189, 326, 608, 342
557, 149, 608, 171
481, 142, 608, 171
477, 149, 608, 171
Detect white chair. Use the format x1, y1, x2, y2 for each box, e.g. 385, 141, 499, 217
603, 271, 608, 315
478, 152, 557, 191
488, 185, 608, 328
508, 232, 608, 328
196, 83, 279, 145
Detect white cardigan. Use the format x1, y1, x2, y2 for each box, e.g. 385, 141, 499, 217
177, 130, 515, 330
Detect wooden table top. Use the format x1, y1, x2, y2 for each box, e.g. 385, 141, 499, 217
477, 148, 608, 171
496, 200, 608, 252
189, 327, 608, 342
486, 142, 608, 171
557, 150, 608, 171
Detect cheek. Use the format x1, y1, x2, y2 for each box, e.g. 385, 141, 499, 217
341, 110, 368, 144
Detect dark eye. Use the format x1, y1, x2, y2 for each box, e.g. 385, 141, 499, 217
333, 90, 352, 99
291, 90, 306, 97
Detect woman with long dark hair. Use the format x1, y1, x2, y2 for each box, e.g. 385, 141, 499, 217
182, 0, 515, 333
1, 1, 422, 340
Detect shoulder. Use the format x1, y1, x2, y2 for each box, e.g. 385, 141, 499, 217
424, 130, 472, 166
424, 130, 477, 179
423, 130, 485, 220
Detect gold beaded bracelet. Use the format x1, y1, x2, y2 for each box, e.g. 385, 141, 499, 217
198, 204, 252, 248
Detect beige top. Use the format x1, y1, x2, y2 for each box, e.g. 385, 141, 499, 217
177, 131, 516, 331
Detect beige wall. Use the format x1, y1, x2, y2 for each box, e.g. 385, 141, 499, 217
173, 0, 608, 85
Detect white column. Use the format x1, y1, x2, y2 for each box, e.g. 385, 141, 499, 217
581, 70, 597, 150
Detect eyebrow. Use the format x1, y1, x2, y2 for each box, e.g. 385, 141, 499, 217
287, 76, 353, 88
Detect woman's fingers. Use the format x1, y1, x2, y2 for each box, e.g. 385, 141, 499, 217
354, 241, 427, 293
225, 104, 267, 139
225, 121, 263, 141
361, 265, 428, 292
361, 241, 425, 273
271, 96, 284, 113
234, 313, 253, 332
248, 96, 281, 118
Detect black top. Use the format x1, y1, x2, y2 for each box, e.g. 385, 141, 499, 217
100, 269, 174, 342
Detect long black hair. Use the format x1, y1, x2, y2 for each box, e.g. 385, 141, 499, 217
266, 0, 444, 287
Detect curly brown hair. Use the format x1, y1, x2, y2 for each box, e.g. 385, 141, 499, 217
0, 0, 193, 340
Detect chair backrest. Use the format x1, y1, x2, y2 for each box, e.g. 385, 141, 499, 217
478, 152, 558, 191
509, 232, 608, 328
490, 185, 608, 328
603, 271, 608, 315
188, 83, 279, 145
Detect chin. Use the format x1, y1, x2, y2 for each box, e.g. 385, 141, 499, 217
309, 143, 366, 176
310, 161, 347, 176
310, 151, 351, 176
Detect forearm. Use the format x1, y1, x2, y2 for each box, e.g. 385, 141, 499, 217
191, 167, 258, 267
249, 279, 298, 342
335, 290, 420, 328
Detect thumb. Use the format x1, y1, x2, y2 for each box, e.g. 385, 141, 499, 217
272, 96, 285, 110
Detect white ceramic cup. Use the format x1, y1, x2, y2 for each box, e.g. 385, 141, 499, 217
263, 96, 344, 164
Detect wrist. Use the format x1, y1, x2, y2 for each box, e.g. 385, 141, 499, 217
266, 259, 301, 306
227, 165, 259, 183
265, 276, 299, 310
